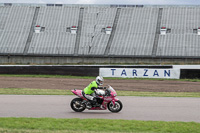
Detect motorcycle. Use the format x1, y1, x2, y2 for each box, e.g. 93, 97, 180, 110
70, 85, 123, 113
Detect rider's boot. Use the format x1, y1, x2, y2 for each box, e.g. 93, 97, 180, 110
85, 101, 92, 109
90, 98, 100, 107
100, 105, 105, 109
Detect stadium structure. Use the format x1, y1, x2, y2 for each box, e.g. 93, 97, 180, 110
0, 3, 200, 64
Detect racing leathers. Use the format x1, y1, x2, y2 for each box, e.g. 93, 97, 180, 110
83, 81, 105, 105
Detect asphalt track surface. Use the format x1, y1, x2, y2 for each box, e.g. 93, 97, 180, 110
0, 95, 200, 122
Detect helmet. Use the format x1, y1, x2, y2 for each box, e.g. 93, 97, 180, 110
96, 76, 104, 86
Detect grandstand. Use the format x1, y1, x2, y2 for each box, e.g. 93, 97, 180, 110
0, 3, 200, 64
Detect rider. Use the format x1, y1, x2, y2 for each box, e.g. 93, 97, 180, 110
82, 76, 105, 107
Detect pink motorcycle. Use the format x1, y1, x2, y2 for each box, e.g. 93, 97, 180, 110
70, 85, 123, 113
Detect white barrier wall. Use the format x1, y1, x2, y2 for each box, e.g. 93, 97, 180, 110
100, 68, 180, 79
173, 65, 200, 69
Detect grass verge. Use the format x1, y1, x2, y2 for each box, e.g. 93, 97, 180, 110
1, 74, 200, 82
0, 88, 200, 97
0, 118, 199, 133
0, 74, 95, 79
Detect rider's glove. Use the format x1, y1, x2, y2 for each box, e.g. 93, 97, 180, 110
98, 87, 106, 89
105, 90, 111, 96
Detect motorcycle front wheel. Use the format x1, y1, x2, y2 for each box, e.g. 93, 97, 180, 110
70, 98, 86, 112
107, 100, 123, 113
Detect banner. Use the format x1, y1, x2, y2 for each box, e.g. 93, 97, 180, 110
100, 68, 180, 79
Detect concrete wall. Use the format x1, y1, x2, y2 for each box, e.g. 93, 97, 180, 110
0, 65, 199, 79
0, 65, 172, 76
1, 56, 200, 64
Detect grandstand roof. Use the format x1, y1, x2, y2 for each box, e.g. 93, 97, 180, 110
1, 3, 200, 7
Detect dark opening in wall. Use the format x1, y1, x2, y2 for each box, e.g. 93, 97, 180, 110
136, 5, 144, 7
180, 69, 200, 79
4, 3, 12, 6
47, 4, 54, 6
127, 5, 136, 7
55, 4, 63, 7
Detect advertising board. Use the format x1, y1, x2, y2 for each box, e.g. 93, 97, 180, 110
100, 68, 180, 79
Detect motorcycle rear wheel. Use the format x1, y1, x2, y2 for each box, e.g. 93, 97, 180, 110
70, 98, 86, 112
107, 100, 123, 113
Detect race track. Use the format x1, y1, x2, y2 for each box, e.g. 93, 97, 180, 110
0, 95, 199, 122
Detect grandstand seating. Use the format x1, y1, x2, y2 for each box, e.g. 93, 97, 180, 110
78, 7, 117, 55
157, 7, 200, 57
0, 6, 35, 54
28, 6, 80, 55
109, 7, 158, 56
0, 4, 200, 58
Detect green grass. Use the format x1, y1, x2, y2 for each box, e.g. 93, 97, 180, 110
0, 118, 199, 133
118, 91, 200, 97
1, 74, 200, 82
1, 88, 200, 97
0, 74, 95, 79
0, 88, 72, 95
